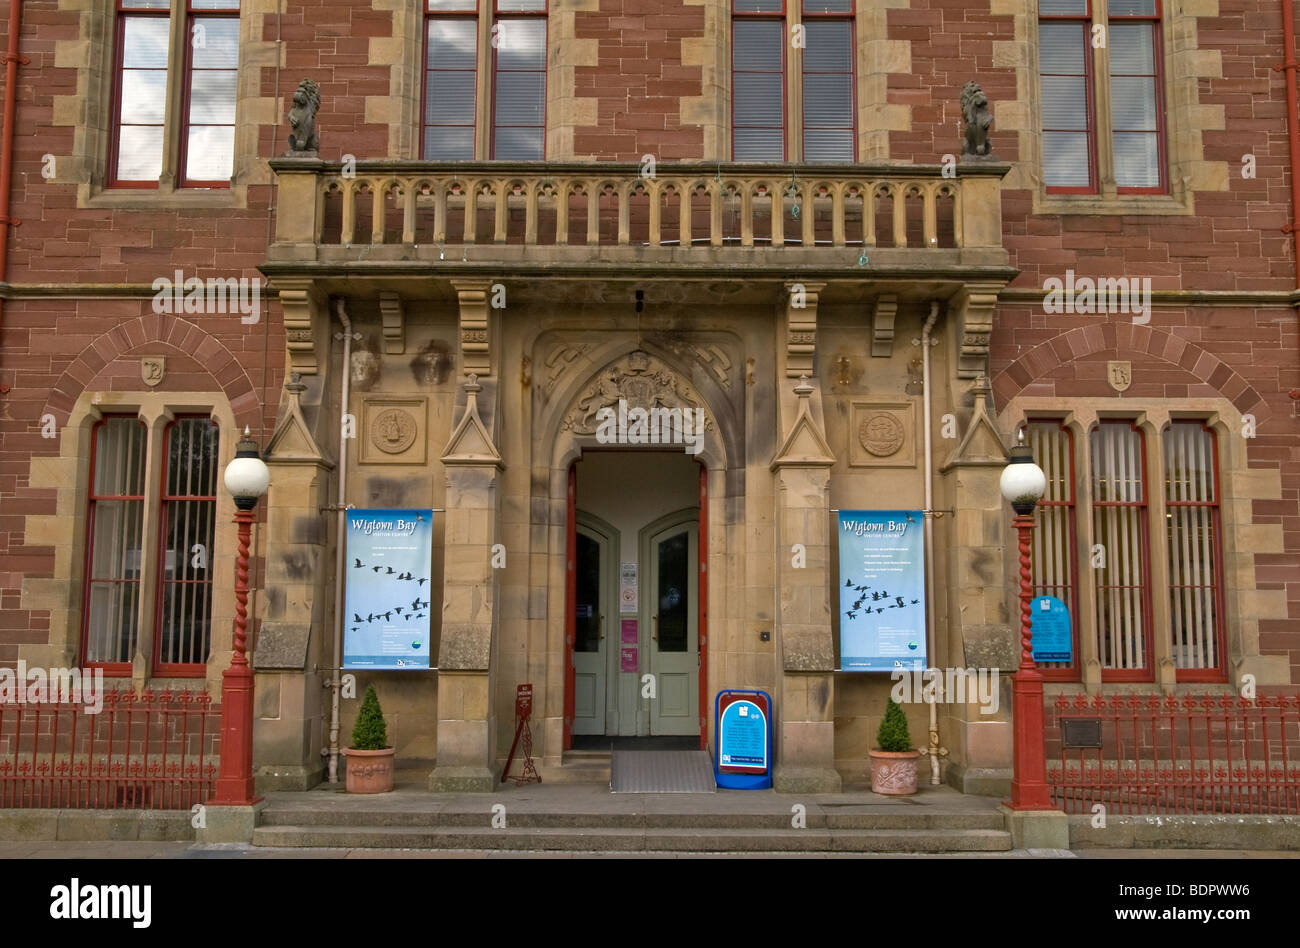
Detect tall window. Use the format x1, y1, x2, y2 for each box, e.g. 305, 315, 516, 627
1089, 420, 1152, 678
1037, 0, 1165, 193
83, 417, 149, 668
82, 415, 220, 674
424, 0, 479, 160
732, 0, 856, 162
802, 1, 855, 161
155, 418, 219, 674
1026, 420, 1079, 678
110, 0, 240, 188
421, 0, 547, 160
1164, 421, 1225, 680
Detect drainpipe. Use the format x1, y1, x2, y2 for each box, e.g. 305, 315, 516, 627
920, 300, 943, 785
1283, 0, 1300, 381
327, 297, 355, 782
0, 0, 28, 355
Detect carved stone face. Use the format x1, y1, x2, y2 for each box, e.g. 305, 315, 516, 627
351, 348, 381, 390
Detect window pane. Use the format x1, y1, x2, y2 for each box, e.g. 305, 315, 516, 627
122, 16, 171, 69
120, 69, 168, 124
657, 532, 689, 653
428, 18, 477, 69
1038, 0, 1087, 12
1090, 423, 1149, 672
429, 0, 477, 9
424, 125, 475, 159
804, 128, 853, 162
804, 0, 852, 11
803, 21, 851, 71
425, 72, 477, 124
191, 16, 240, 69
185, 126, 235, 179
157, 419, 219, 668
734, 73, 783, 125
498, 0, 545, 9
734, 128, 784, 160
734, 20, 783, 69
1039, 22, 1085, 74
804, 75, 852, 126
1109, 0, 1156, 14
1109, 23, 1155, 74
1113, 132, 1159, 187
1041, 75, 1088, 128
495, 18, 545, 70
189, 71, 238, 124
1110, 77, 1156, 130
493, 125, 543, 159
1027, 422, 1076, 673
191, 0, 242, 9
1164, 424, 1221, 671
735, 0, 783, 11
85, 418, 147, 666
122, 0, 170, 9
495, 72, 544, 125
117, 125, 165, 180
575, 533, 600, 653
1042, 131, 1090, 186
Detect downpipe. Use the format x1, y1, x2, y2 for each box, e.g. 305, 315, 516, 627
920, 300, 945, 785
327, 298, 356, 783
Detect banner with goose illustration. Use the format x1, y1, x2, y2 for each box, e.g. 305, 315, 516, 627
343, 509, 435, 670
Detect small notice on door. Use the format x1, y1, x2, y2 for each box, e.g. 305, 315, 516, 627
620, 647, 638, 673
619, 562, 638, 614
621, 619, 638, 644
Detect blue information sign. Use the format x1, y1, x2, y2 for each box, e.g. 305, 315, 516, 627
714, 690, 772, 790
343, 509, 434, 670
1031, 595, 1073, 663
836, 510, 927, 672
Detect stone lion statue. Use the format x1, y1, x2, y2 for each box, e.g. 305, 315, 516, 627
960, 81, 993, 158
287, 78, 321, 154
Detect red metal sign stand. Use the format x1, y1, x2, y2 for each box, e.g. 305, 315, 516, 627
502, 684, 541, 785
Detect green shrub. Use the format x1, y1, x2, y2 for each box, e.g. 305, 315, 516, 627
876, 698, 913, 752
351, 684, 389, 751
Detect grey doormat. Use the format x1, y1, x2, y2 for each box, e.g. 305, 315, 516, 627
610, 750, 717, 793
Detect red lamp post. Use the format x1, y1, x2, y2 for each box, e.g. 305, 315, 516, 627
1000, 432, 1054, 810
210, 427, 269, 807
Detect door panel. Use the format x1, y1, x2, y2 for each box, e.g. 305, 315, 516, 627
572, 528, 607, 735
649, 521, 698, 736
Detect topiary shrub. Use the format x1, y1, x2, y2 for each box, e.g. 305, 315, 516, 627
351, 684, 389, 751
876, 697, 913, 752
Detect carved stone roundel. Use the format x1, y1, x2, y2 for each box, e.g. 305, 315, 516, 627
859, 412, 905, 457
371, 408, 417, 455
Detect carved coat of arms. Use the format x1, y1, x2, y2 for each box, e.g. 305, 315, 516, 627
562, 350, 712, 435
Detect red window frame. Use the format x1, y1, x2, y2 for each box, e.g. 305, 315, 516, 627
178, 0, 240, 189
81, 415, 149, 676
421, 0, 480, 161
490, 0, 548, 160
1026, 419, 1081, 681
108, 0, 171, 189
800, 0, 857, 163
1091, 420, 1154, 682
731, 0, 787, 161
1109, 0, 1166, 194
152, 416, 220, 677
1164, 420, 1227, 683
1039, 0, 1097, 194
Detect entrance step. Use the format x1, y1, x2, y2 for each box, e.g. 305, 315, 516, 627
541, 750, 611, 784
251, 824, 1011, 853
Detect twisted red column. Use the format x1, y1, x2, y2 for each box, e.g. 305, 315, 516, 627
210, 508, 260, 806
1009, 512, 1052, 810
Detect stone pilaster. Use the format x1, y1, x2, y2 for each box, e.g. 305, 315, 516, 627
429, 375, 504, 792
770, 377, 841, 793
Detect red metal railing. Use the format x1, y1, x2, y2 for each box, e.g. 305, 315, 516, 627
0, 689, 220, 810
1047, 693, 1300, 815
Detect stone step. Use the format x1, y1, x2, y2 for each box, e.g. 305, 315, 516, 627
252, 824, 1013, 853
257, 807, 1005, 831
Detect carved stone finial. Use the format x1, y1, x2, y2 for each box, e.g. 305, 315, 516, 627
286, 79, 321, 155
794, 374, 815, 398
960, 81, 993, 159
285, 372, 306, 395
464, 372, 481, 395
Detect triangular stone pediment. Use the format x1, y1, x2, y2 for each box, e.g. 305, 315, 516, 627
442, 377, 502, 467
265, 379, 330, 466
941, 379, 1008, 470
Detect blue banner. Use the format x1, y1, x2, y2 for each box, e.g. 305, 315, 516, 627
343, 509, 434, 670
837, 510, 927, 672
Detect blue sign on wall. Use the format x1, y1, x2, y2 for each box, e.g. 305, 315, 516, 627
1031, 595, 1073, 663
836, 510, 927, 672
343, 509, 434, 670
715, 690, 772, 789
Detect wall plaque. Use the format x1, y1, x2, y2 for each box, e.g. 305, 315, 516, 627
359, 396, 428, 465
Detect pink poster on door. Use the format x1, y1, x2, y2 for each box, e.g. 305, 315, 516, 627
620, 647, 638, 673
621, 619, 638, 644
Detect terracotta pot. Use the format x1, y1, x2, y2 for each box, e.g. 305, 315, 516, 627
344, 747, 395, 793
868, 748, 920, 795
